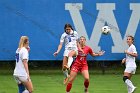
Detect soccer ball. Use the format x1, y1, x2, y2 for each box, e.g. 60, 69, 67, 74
101, 26, 110, 34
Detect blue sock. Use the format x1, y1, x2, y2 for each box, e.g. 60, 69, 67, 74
18, 83, 25, 93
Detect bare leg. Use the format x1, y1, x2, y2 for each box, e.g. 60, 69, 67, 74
66, 71, 77, 93
23, 80, 33, 93
62, 56, 69, 84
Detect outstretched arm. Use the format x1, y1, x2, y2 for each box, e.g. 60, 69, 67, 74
90, 50, 105, 57
53, 42, 63, 56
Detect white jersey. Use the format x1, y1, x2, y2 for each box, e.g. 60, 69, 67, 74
13, 47, 29, 77
125, 44, 137, 67
60, 30, 78, 50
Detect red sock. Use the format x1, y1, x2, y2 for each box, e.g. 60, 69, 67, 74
84, 80, 89, 89
66, 83, 72, 92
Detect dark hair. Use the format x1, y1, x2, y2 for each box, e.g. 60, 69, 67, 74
64, 23, 74, 32
127, 35, 134, 43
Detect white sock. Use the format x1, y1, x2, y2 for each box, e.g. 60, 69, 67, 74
125, 79, 135, 88
63, 69, 69, 78
127, 85, 131, 93
68, 57, 73, 68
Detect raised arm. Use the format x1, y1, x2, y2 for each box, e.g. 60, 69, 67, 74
77, 41, 84, 53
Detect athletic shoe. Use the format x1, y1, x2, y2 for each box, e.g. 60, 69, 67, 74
131, 86, 136, 93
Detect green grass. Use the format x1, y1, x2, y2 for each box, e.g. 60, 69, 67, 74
0, 70, 140, 93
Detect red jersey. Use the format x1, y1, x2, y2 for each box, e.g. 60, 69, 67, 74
74, 46, 93, 65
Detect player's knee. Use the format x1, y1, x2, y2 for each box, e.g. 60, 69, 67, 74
123, 76, 128, 82
68, 51, 75, 57
63, 66, 68, 70
85, 79, 89, 82
68, 54, 73, 57
28, 89, 33, 93
84, 77, 89, 81
28, 86, 33, 93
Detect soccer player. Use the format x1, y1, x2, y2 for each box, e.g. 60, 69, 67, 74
13, 36, 33, 93
54, 23, 83, 84
122, 36, 138, 93
66, 36, 105, 93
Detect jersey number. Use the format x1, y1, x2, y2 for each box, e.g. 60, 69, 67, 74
15, 53, 19, 63
68, 36, 71, 42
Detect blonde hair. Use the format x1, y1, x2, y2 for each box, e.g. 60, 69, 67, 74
80, 36, 86, 41
18, 36, 29, 48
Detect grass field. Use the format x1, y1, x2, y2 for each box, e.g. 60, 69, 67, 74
0, 70, 140, 93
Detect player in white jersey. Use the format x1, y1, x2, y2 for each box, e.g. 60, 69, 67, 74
122, 36, 138, 93
13, 36, 33, 93
54, 24, 83, 84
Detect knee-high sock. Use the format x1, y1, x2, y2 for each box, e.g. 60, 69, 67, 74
84, 80, 89, 89
127, 85, 132, 93
18, 83, 25, 93
125, 79, 135, 88
66, 83, 72, 92
68, 57, 73, 68
63, 69, 69, 78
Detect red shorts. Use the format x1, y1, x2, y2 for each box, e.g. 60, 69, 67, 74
71, 62, 88, 73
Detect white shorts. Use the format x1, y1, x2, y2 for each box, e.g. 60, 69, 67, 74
124, 67, 136, 74
13, 75, 30, 84
63, 48, 78, 57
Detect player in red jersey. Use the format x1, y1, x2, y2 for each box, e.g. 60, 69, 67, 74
66, 36, 105, 93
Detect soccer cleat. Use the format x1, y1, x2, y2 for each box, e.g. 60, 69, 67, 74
63, 75, 70, 85
84, 88, 89, 93
131, 86, 136, 93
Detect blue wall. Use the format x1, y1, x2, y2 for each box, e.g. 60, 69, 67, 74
0, 0, 139, 60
